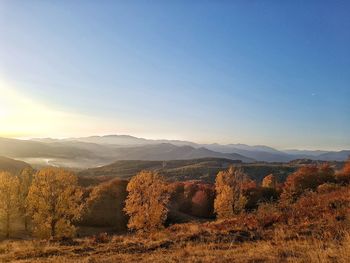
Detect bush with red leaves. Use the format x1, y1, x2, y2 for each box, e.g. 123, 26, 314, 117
281, 164, 335, 203
335, 160, 350, 185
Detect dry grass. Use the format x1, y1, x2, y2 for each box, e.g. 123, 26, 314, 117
0, 226, 349, 263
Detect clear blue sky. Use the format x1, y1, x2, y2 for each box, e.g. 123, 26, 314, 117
0, 1, 349, 150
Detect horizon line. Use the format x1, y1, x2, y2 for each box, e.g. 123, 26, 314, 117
5, 134, 349, 152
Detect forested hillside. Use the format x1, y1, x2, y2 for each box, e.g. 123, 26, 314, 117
79, 158, 301, 184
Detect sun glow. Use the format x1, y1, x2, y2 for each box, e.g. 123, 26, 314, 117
0, 79, 152, 139
0, 79, 98, 138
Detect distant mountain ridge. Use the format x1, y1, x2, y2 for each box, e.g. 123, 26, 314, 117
0, 137, 254, 168
1, 135, 349, 168
55, 135, 198, 147
64, 135, 350, 162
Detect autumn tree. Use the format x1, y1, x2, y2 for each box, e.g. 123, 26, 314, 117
343, 159, 350, 175
173, 181, 215, 218
262, 174, 277, 189
214, 166, 248, 219
18, 167, 34, 231
124, 171, 170, 231
335, 159, 350, 184
27, 168, 83, 239
281, 164, 335, 203
0, 171, 19, 238
82, 178, 128, 231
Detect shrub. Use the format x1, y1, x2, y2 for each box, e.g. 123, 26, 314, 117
281, 164, 335, 203
255, 203, 282, 229
287, 187, 350, 227
89, 232, 110, 244
317, 183, 341, 194
245, 187, 279, 210
335, 160, 350, 185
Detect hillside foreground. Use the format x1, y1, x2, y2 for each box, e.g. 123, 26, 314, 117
1, 185, 349, 263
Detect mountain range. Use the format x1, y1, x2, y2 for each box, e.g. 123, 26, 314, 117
0, 135, 349, 168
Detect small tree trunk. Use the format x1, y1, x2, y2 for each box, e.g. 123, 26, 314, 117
6, 211, 10, 238
51, 220, 56, 238
24, 215, 28, 232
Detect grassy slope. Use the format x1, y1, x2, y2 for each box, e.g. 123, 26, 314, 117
1, 232, 349, 262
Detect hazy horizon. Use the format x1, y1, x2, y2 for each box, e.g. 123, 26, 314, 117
1, 1, 349, 150
0, 133, 346, 152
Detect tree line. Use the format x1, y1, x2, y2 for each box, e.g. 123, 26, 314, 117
0, 160, 349, 239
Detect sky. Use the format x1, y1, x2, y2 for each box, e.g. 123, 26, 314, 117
0, 1, 349, 150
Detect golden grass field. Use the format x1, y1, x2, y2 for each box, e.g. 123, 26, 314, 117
0, 223, 349, 263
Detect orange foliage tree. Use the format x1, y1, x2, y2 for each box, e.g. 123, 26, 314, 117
18, 167, 34, 231
124, 171, 170, 231
214, 166, 248, 218
0, 171, 19, 238
27, 168, 83, 239
262, 174, 277, 189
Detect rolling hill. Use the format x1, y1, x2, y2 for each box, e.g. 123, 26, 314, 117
78, 158, 297, 184
107, 143, 255, 162
316, 150, 350, 161
0, 156, 31, 174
